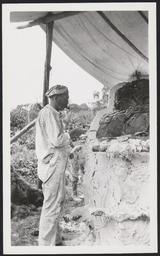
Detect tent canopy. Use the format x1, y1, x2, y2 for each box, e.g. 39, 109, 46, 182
10, 11, 148, 90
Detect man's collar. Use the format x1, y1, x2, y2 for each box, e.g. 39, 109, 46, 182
46, 104, 60, 115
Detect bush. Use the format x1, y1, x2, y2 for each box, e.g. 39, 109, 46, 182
16, 128, 36, 150
10, 103, 41, 132
28, 103, 42, 122
11, 142, 38, 186
64, 106, 93, 131
10, 105, 28, 130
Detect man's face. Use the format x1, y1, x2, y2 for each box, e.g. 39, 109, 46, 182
56, 92, 69, 111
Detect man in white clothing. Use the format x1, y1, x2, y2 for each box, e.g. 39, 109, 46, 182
35, 85, 70, 246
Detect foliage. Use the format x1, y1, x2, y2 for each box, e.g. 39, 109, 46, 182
17, 128, 36, 150
11, 166, 43, 207
64, 109, 94, 130
11, 141, 38, 186
10, 103, 42, 132
69, 103, 82, 111
10, 105, 28, 130
91, 100, 106, 116
28, 103, 42, 122
79, 103, 89, 110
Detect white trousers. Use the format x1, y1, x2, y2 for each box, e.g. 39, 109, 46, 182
38, 151, 68, 246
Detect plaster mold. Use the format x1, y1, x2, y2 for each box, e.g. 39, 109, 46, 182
82, 137, 150, 245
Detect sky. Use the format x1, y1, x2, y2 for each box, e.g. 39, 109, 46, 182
6, 22, 103, 110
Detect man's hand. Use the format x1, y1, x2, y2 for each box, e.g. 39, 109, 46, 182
71, 145, 83, 154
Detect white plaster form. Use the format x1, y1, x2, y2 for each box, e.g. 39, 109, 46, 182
82, 137, 150, 246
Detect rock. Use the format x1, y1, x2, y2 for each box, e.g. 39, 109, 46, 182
96, 110, 126, 138
11, 166, 43, 207
124, 113, 149, 135
96, 79, 149, 139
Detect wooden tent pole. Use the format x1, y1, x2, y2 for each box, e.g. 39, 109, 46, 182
97, 11, 149, 63
38, 21, 54, 189
16, 11, 82, 29
138, 11, 148, 24
43, 21, 54, 106
11, 119, 36, 144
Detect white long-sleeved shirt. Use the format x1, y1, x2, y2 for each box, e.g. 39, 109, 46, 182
35, 104, 70, 162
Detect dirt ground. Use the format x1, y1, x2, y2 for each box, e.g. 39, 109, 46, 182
11, 181, 94, 246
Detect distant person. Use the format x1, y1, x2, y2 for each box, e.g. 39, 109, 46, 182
35, 85, 70, 246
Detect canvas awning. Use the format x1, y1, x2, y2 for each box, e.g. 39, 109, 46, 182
10, 11, 148, 90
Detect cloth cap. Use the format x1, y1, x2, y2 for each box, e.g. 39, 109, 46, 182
45, 85, 68, 98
